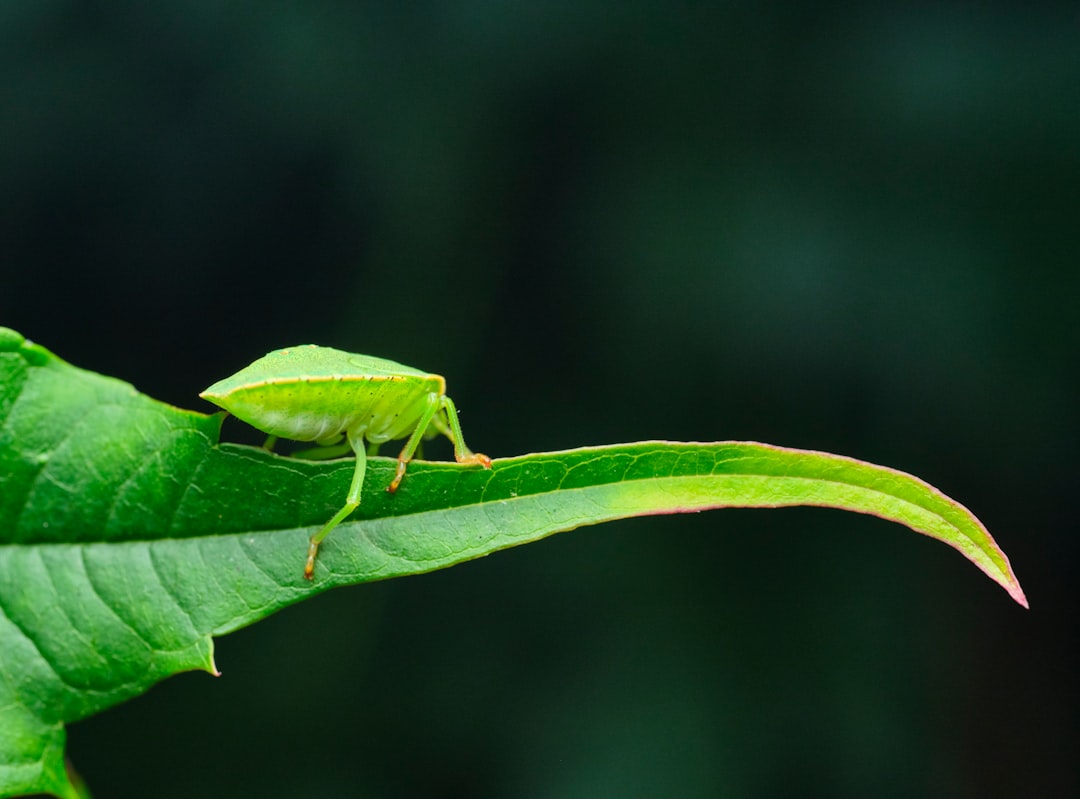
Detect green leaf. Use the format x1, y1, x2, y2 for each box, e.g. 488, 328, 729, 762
0, 327, 1026, 799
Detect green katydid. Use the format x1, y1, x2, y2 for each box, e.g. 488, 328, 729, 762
200, 345, 491, 579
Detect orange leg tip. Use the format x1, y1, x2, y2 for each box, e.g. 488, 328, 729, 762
304, 543, 318, 579
462, 452, 492, 468
388, 461, 408, 493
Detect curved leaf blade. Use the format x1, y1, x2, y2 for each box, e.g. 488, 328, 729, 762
0, 328, 1026, 799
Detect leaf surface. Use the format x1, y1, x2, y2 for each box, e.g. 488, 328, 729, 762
0, 328, 1026, 799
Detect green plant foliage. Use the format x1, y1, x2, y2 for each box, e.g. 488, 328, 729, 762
0, 328, 1026, 799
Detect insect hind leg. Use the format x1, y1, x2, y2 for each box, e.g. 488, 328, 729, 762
304, 426, 367, 580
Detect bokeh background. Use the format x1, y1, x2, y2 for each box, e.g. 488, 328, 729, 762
2, 3, 1076, 797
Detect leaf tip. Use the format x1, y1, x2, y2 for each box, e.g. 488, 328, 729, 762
1007, 580, 1029, 610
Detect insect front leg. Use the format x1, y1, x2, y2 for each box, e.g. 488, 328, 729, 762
304, 426, 367, 580
439, 396, 492, 469
387, 393, 442, 493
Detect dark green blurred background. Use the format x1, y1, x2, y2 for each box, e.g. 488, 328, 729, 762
2, 3, 1075, 797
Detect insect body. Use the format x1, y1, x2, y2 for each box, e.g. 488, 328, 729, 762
200, 345, 491, 579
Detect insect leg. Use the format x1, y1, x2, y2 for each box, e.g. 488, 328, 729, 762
304, 426, 367, 580
387, 393, 441, 493
439, 396, 492, 469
